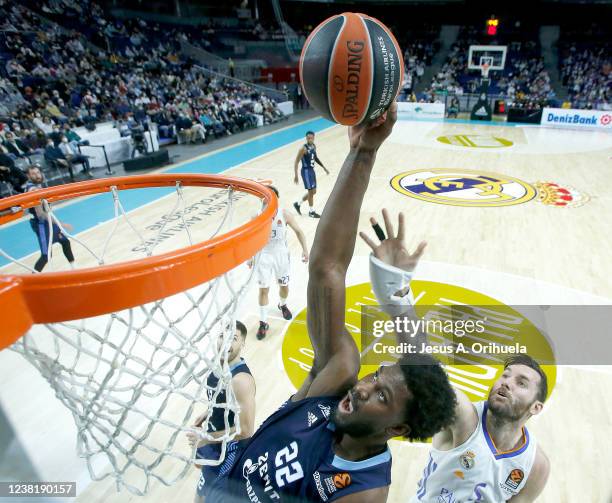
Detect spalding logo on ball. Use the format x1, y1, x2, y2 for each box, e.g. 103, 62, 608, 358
300, 12, 404, 126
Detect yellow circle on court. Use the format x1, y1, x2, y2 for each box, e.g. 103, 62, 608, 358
282, 280, 556, 404
390, 169, 537, 207
437, 134, 514, 148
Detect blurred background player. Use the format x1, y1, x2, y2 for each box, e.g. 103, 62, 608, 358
293, 131, 329, 218
187, 321, 256, 503
24, 165, 75, 272
252, 186, 309, 340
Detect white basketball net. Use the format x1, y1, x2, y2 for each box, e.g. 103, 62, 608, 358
0, 181, 264, 495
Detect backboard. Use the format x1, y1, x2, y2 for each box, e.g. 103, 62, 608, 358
468, 45, 507, 72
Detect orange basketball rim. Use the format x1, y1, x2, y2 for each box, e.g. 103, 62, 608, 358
0, 174, 277, 349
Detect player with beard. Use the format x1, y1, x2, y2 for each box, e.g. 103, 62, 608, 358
358, 206, 551, 502
407, 355, 550, 502
206, 103, 456, 502
187, 321, 255, 502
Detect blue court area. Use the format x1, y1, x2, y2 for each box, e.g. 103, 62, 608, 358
0, 117, 335, 267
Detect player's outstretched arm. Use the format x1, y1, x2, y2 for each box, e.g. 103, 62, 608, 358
294, 104, 397, 401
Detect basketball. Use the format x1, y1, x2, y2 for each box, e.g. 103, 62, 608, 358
299, 12, 404, 126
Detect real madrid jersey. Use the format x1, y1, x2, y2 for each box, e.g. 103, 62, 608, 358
410, 401, 536, 503
263, 209, 288, 251
207, 396, 392, 502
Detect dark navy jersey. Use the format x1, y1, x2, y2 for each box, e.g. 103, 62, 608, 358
24, 181, 42, 220
207, 358, 252, 433
301, 144, 317, 170
207, 396, 392, 502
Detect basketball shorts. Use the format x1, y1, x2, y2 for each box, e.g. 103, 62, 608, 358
301, 167, 317, 190
195, 443, 224, 498
256, 249, 290, 288
29, 219, 68, 256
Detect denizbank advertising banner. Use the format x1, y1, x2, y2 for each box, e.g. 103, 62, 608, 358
541, 107, 612, 130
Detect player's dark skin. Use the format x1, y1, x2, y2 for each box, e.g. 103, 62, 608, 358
291, 103, 410, 502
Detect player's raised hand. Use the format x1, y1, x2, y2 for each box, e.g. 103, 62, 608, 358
348, 102, 397, 152
359, 208, 427, 273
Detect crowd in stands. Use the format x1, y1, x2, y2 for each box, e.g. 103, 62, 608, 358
560, 43, 610, 110
0, 0, 287, 195
395, 24, 440, 100
422, 24, 556, 111
0, 0, 609, 198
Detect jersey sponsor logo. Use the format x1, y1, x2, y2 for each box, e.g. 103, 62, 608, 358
312, 471, 328, 502
390, 169, 536, 207
459, 450, 476, 470
318, 404, 331, 419
323, 476, 338, 495
333, 472, 352, 489
436, 488, 457, 503
453, 470, 464, 479
241, 452, 281, 502
504, 468, 524, 490
307, 411, 318, 427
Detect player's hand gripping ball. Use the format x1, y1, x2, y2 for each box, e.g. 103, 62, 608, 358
299, 12, 404, 126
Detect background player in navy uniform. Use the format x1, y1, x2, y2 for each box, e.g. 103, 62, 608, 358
206, 103, 456, 502
293, 131, 329, 218
25, 165, 75, 272
187, 321, 256, 502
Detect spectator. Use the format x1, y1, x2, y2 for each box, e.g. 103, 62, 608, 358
447, 97, 460, 118
3, 131, 32, 158
0, 145, 27, 193
44, 138, 74, 180
59, 136, 93, 177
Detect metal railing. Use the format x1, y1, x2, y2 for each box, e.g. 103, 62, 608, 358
180, 41, 266, 81
192, 65, 289, 102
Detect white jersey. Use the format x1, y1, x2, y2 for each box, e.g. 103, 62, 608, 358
256, 209, 290, 288
263, 209, 288, 251
410, 401, 537, 503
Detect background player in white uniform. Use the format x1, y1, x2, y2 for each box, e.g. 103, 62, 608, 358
359, 215, 550, 503
252, 186, 309, 340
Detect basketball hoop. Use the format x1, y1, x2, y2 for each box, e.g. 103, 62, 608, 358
0, 174, 276, 494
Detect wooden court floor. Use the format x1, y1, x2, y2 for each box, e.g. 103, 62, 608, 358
1, 119, 611, 502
